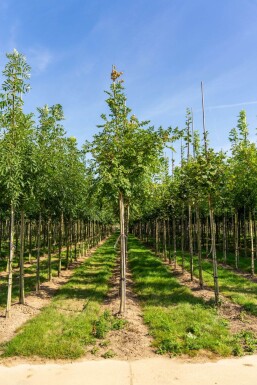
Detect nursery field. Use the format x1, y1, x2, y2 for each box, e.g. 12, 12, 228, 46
1, 235, 257, 363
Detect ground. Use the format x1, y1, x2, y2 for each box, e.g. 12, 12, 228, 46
1, 241, 257, 384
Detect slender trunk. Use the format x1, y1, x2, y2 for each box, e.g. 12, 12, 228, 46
6, 203, 15, 318
181, 206, 185, 272
196, 205, 203, 288
47, 219, 52, 281
28, 219, 32, 263
58, 213, 63, 277
209, 199, 219, 306
254, 211, 257, 261
235, 211, 239, 269
19, 210, 25, 304
155, 219, 159, 256
205, 216, 209, 257
0, 215, 2, 258
119, 192, 126, 314
249, 210, 255, 277
163, 219, 167, 261
173, 216, 177, 269
244, 205, 247, 258
66, 221, 70, 269
188, 204, 193, 281
223, 213, 227, 263
36, 213, 42, 293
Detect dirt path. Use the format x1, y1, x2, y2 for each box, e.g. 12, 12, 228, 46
94, 261, 155, 360
0, 355, 257, 385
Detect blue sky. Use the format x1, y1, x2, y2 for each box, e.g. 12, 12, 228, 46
1, 0, 257, 163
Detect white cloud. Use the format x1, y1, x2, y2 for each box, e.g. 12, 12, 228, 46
206, 101, 257, 111
28, 48, 53, 74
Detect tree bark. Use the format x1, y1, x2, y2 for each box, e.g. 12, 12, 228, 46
196, 205, 203, 289
119, 192, 126, 315
19, 209, 25, 304
249, 210, 255, 278
6, 203, 15, 318
36, 213, 42, 293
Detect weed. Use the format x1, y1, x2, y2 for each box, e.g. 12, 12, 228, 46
99, 340, 110, 347
101, 349, 116, 359
90, 346, 99, 355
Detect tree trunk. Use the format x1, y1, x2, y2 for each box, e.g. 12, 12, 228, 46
36, 213, 41, 293
209, 200, 219, 306
181, 206, 185, 272
19, 209, 25, 304
249, 210, 255, 277
47, 219, 52, 281
119, 192, 126, 315
235, 211, 239, 269
6, 203, 15, 318
58, 213, 63, 277
196, 205, 203, 289
223, 213, 227, 263
172, 216, 177, 269
188, 204, 193, 281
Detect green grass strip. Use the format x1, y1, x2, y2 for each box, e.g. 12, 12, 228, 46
128, 236, 255, 357
176, 253, 257, 316
1, 236, 117, 359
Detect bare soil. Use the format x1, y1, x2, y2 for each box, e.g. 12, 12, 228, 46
89, 260, 155, 360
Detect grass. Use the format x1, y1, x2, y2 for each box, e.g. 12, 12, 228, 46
128, 236, 257, 357
0, 241, 89, 310
1, 236, 119, 359
176, 252, 257, 316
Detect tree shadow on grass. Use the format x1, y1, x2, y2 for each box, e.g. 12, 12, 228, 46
128, 239, 210, 309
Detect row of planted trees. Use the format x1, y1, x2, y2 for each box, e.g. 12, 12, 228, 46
3, 50, 256, 316
0, 50, 114, 317
131, 105, 257, 306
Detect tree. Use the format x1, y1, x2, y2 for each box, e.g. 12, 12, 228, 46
0, 49, 31, 317
86, 66, 171, 314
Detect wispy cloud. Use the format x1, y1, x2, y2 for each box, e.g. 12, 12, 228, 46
7, 23, 19, 51
206, 101, 257, 111
28, 47, 53, 74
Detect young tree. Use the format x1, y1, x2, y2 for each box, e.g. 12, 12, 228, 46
0, 49, 31, 317
86, 67, 171, 314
